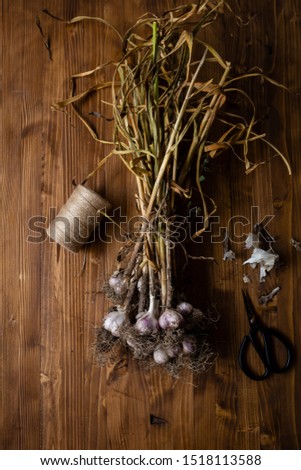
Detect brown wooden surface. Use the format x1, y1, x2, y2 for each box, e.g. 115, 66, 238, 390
1, 0, 301, 450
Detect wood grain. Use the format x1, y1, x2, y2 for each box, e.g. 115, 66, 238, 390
0, 0, 300, 450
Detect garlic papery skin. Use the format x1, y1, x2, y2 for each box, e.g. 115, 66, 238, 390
153, 348, 169, 365
243, 247, 279, 282
176, 302, 193, 317
158, 308, 184, 330
103, 308, 126, 337
243, 273, 251, 284
260, 266, 267, 282
135, 311, 158, 335
223, 249, 236, 261
182, 335, 197, 355
245, 232, 259, 249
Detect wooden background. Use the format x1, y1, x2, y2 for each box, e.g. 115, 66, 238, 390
1, 0, 300, 450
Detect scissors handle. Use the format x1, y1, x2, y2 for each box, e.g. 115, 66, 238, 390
238, 327, 292, 381
238, 333, 269, 381
264, 327, 292, 373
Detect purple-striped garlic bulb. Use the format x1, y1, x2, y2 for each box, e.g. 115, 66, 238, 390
135, 310, 158, 335
158, 308, 184, 330
182, 334, 197, 355
176, 301, 193, 316
166, 344, 181, 359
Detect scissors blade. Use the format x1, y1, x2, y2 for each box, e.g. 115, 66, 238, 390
241, 290, 257, 325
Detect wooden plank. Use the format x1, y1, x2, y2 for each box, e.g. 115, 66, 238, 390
0, 0, 43, 449
40, 0, 109, 449
0, 0, 301, 451
271, 0, 301, 449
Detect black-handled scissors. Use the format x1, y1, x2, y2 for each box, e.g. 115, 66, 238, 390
238, 290, 292, 381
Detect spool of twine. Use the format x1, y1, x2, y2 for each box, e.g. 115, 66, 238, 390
46, 184, 112, 253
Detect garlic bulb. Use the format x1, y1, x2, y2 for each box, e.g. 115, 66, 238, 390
182, 334, 197, 355
103, 309, 126, 337
166, 344, 181, 358
153, 348, 169, 364
158, 308, 184, 330
108, 271, 128, 296
176, 302, 193, 316
135, 311, 158, 335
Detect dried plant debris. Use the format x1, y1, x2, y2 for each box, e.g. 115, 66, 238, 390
223, 230, 235, 261
243, 247, 279, 282
52, 2, 291, 376
36, 15, 52, 61
223, 249, 236, 261
291, 239, 301, 252
245, 232, 259, 250
242, 273, 251, 284
258, 286, 281, 305
243, 228, 279, 282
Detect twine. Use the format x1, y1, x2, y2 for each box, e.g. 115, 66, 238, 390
46, 184, 111, 253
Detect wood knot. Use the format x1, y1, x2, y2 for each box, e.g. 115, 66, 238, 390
273, 198, 283, 209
